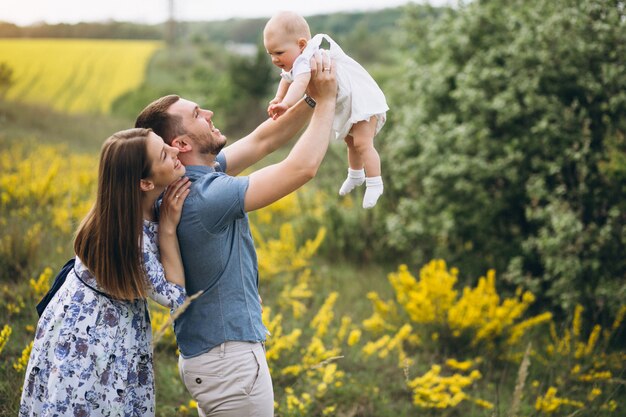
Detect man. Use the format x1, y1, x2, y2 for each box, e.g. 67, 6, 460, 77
135, 53, 336, 416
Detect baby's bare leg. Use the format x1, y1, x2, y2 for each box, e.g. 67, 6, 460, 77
339, 134, 365, 196
350, 118, 380, 177
345, 135, 362, 170
339, 117, 384, 208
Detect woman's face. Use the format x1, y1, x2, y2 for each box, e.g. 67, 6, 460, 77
144, 131, 185, 189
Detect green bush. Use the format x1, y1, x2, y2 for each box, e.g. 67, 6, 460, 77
380, 0, 626, 321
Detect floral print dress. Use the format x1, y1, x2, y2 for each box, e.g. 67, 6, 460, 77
19, 220, 186, 417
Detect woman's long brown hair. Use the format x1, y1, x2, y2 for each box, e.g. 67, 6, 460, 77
74, 128, 153, 300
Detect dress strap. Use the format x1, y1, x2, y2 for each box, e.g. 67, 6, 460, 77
310, 33, 345, 55
75, 268, 114, 299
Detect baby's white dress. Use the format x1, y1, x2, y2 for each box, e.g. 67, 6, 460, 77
280, 33, 389, 141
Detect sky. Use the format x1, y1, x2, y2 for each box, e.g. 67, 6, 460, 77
1, 0, 450, 26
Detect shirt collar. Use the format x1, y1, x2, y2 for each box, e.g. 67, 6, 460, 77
185, 164, 218, 181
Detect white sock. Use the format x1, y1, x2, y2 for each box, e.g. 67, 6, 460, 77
363, 176, 384, 208
339, 168, 365, 196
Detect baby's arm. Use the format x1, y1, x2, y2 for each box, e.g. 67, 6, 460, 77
270, 78, 290, 105
269, 72, 311, 119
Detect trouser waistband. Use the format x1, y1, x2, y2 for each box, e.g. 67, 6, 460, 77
207, 341, 263, 357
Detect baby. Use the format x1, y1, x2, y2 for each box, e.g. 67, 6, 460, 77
263, 11, 389, 208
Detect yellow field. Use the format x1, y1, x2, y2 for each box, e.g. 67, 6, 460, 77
0, 38, 163, 114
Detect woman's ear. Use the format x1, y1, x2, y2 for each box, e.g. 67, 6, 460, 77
140, 179, 154, 192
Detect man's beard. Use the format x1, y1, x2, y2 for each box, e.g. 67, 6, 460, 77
187, 130, 226, 156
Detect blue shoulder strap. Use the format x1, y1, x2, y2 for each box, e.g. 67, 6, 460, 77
36, 258, 76, 317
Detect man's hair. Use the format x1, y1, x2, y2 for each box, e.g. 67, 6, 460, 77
135, 94, 185, 144
264, 11, 311, 40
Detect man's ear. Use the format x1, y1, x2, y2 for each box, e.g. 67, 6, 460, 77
172, 137, 192, 153
140, 179, 154, 192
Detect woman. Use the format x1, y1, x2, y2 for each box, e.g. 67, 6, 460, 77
19, 128, 191, 416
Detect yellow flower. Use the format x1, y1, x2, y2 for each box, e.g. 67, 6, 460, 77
535, 387, 584, 414
322, 405, 337, 415
587, 388, 601, 402
585, 324, 601, 355
29, 267, 53, 298
578, 370, 612, 381
473, 398, 494, 409
407, 362, 485, 409
0, 324, 12, 355
311, 292, 338, 338
611, 305, 626, 333
445, 358, 473, 371
347, 329, 361, 346
572, 304, 584, 338
13, 341, 33, 372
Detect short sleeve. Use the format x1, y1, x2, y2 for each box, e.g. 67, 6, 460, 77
215, 151, 227, 172
291, 54, 312, 78
142, 232, 187, 310
195, 173, 249, 233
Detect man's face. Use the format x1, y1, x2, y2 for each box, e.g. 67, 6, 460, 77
169, 98, 227, 156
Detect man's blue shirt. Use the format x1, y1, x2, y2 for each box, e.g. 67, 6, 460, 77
173, 153, 267, 358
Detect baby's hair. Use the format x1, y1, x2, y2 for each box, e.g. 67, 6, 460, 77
264, 11, 311, 40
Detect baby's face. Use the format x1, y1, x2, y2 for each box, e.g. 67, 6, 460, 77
263, 31, 303, 72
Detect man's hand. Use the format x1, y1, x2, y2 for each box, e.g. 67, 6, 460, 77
305, 51, 337, 103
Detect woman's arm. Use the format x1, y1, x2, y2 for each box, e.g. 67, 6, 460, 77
157, 177, 191, 287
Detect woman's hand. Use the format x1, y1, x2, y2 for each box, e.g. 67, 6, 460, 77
159, 177, 191, 234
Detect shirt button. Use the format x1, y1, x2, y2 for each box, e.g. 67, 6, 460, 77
196, 377, 202, 384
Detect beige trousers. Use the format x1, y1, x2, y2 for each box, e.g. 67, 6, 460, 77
178, 341, 274, 417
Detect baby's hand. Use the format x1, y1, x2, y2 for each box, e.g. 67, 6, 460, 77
268, 102, 289, 120
267, 97, 281, 117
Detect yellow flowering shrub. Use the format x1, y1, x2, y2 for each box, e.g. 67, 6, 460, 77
364, 260, 550, 356
29, 267, 53, 299
531, 304, 625, 415
408, 363, 493, 409
253, 223, 326, 278
535, 387, 584, 414
361, 260, 555, 411
263, 292, 352, 417
0, 142, 97, 279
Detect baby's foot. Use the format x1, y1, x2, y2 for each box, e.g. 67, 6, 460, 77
363, 176, 383, 208
339, 168, 365, 196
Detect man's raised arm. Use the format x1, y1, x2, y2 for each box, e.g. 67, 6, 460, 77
243, 53, 336, 212
221, 93, 314, 177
